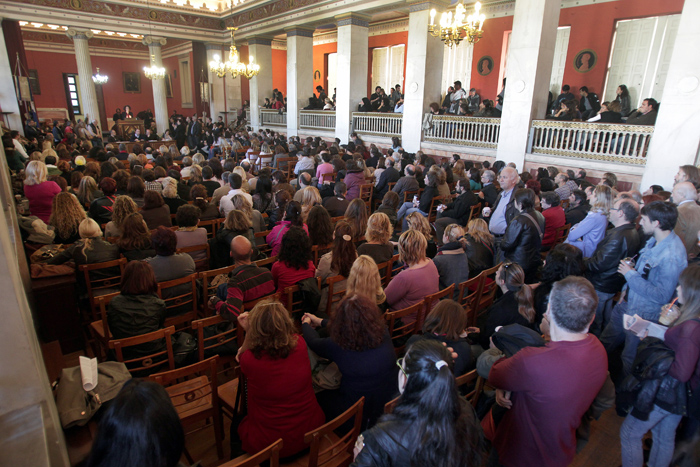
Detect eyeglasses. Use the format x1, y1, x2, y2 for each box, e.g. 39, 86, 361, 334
396, 358, 407, 377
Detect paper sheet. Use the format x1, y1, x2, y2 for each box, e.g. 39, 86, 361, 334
79, 356, 98, 392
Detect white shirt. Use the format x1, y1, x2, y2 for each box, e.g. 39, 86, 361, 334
451, 88, 467, 103
13, 139, 28, 160
219, 189, 253, 217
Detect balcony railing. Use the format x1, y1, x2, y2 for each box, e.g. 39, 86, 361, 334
299, 110, 336, 131
351, 112, 402, 137
528, 120, 654, 165
423, 115, 501, 148
260, 109, 287, 127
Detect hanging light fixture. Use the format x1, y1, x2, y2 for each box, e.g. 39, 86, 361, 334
208, 26, 260, 79
92, 67, 108, 85
143, 0, 166, 80
428, 1, 486, 48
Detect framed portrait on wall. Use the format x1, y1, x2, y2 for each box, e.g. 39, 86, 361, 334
123, 72, 141, 93
165, 74, 173, 98
573, 49, 597, 73
28, 70, 40, 95
477, 56, 494, 76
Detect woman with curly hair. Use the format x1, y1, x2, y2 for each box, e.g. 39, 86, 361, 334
300, 186, 322, 223
315, 221, 357, 313
189, 184, 220, 221
117, 213, 155, 261
405, 211, 437, 258
104, 196, 139, 238
266, 201, 307, 257
161, 177, 187, 218
346, 254, 387, 311
357, 212, 394, 265
48, 192, 86, 244
232, 298, 324, 459
302, 294, 396, 428
306, 205, 333, 247
271, 226, 314, 292
344, 198, 368, 242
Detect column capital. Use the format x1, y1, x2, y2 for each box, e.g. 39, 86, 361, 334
408, 0, 450, 13
335, 13, 371, 28
247, 36, 274, 46
284, 27, 315, 38
66, 28, 93, 40
142, 36, 167, 47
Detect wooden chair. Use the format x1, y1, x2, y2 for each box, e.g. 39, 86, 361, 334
467, 202, 482, 224
312, 242, 334, 267
475, 263, 502, 319
385, 301, 424, 357
376, 257, 394, 288
152, 356, 224, 461
303, 397, 364, 467
553, 223, 571, 246
457, 276, 482, 328
176, 243, 211, 273
110, 325, 176, 376
254, 255, 278, 270
422, 284, 455, 328
199, 265, 236, 316
560, 199, 570, 210
224, 439, 283, 467
321, 172, 337, 184
455, 369, 485, 408
79, 257, 128, 321
384, 395, 400, 414
158, 274, 198, 329
359, 184, 374, 210
191, 315, 243, 365
427, 196, 443, 223
242, 292, 282, 311
386, 254, 403, 285
254, 230, 271, 255
198, 218, 220, 239
285, 159, 298, 181
323, 275, 347, 315
90, 292, 120, 360
282, 278, 322, 319
276, 156, 297, 171
403, 189, 419, 204
330, 215, 345, 226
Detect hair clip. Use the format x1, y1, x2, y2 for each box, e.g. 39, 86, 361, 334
342, 234, 352, 242
435, 360, 447, 370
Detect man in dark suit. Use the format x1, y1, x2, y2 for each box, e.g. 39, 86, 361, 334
130, 128, 145, 142
188, 115, 201, 149
374, 157, 400, 200
478, 169, 499, 208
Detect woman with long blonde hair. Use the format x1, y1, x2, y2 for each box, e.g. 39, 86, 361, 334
566, 184, 611, 257
357, 212, 394, 265
104, 196, 139, 238
300, 186, 322, 223
48, 192, 86, 244
465, 218, 495, 278
346, 255, 387, 310
76, 176, 101, 210
232, 193, 265, 232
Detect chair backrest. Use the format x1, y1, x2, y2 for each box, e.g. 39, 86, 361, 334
359, 184, 374, 210
253, 255, 277, 270
384, 394, 400, 414
254, 230, 271, 254
560, 199, 570, 210
553, 223, 571, 246
304, 397, 364, 467
198, 218, 220, 239
468, 202, 482, 224
376, 257, 394, 288
422, 284, 455, 329
455, 369, 485, 408
158, 274, 198, 328
110, 325, 176, 375
386, 254, 403, 285
324, 275, 347, 315
311, 242, 333, 267
282, 278, 322, 317
427, 196, 442, 223
457, 275, 482, 328
387, 181, 397, 193
176, 243, 211, 273
242, 291, 282, 312
222, 439, 283, 467
79, 257, 128, 318
199, 265, 236, 316
330, 215, 345, 226
403, 189, 419, 204
192, 315, 243, 362
385, 301, 424, 356
321, 172, 336, 183
476, 262, 502, 316
95, 291, 121, 337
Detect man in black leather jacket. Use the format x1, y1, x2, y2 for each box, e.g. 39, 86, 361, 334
499, 188, 545, 283
584, 198, 641, 335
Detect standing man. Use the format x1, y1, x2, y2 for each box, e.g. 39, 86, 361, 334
441, 86, 454, 112
584, 198, 641, 335
488, 276, 608, 467
671, 182, 700, 259
449, 81, 467, 114
484, 167, 519, 248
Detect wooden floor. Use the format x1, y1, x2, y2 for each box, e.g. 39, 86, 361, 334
55, 347, 625, 467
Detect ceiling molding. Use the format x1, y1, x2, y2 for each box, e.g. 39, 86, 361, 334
162, 41, 193, 58
23, 40, 150, 59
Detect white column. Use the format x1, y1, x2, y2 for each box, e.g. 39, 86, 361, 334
495, 0, 561, 170
0, 20, 22, 133
66, 29, 100, 129
285, 27, 314, 137
206, 43, 226, 125
401, 0, 448, 152
641, 0, 700, 189
335, 14, 369, 144
143, 36, 168, 135
248, 37, 274, 132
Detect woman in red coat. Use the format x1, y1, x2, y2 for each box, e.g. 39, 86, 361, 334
232, 298, 325, 459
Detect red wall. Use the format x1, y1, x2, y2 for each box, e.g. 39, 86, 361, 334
272, 48, 287, 95
469, 15, 512, 102
313, 42, 337, 94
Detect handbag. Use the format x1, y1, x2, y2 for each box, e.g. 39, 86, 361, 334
172, 331, 198, 367
202, 321, 238, 358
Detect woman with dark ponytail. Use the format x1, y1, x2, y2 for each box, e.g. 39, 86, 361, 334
469, 262, 535, 351
351, 339, 482, 466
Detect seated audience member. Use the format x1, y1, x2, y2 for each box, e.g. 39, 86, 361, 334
357, 212, 394, 265
48, 192, 86, 244
271, 226, 315, 292
315, 221, 357, 313
671, 182, 700, 259
82, 379, 185, 467
499, 188, 545, 283
231, 193, 265, 233
143, 169, 163, 193
346, 255, 388, 311
89, 177, 118, 226
322, 182, 351, 217
213, 210, 255, 268
566, 185, 611, 258
478, 169, 499, 208
267, 201, 307, 257
161, 177, 187, 216
374, 157, 401, 200
343, 159, 366, 201
385, 230, 439, 320
174, 204, 207, 261
540, 191, 566, 251
584, 198, 640, 335
344, 198, 369, 242
233, 166, 251, 193
407, 300, 472, 376
674, 164, 700, 188
533, 244, 584, 330
434, 178, 480, 242
252, 175, 275, 214
405, 211, 438, 258
190, 184, 220, 221
293, 172, 312, 203
392, 164, 419, 201
397, 169, 439, 230
619, 264, 700, 467
210, 236, 276, 322
300, 186, 322, 223
220, 173, 253, 218
353, 339, 483, 466
293, 151, 315, 178
126, 176, 146, 208
316, 152, 335, 186
117, 213, 156, 261
565, 189, 590, 227
487, 277, 608, 467
626, 98, 659, 125
107, 261, 166, 359
433, 224, 469, 300
306, 205, 333, 247
231, 299, 325, 459
23, 160, 61, 223
464, 219, 495, 279
104, 195, 138, 238
140, 190, 172, 230
302, 294, 396, 428
200, 166, 220, 197
375, 191, 400, 226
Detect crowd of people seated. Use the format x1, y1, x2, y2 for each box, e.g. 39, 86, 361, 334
6, 118, 700, 467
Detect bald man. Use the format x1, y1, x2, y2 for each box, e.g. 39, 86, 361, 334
672, 182, 700, 259
208, 235, 276, 321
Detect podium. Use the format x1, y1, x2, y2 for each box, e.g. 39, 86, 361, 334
116, 118, 144, 139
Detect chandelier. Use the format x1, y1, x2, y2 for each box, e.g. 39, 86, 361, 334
92, 68, 108, 85
209, 27, 260, 79
429, 1, 486, 48
144, 54, 166, 80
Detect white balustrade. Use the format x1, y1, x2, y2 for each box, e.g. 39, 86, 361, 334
528, 120, 654, 165
423, 114, 501, 148
351, 112, 402, 137
260, 109, 287, 127
299, 110, 336, 130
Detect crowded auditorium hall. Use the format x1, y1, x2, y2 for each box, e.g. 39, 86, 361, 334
1, 0, 700, 465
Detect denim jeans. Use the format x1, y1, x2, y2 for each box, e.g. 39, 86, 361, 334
620, 404, 682, 467
591, 290, 617, 336
599, 301, 640, 377
397, 202, 427, 230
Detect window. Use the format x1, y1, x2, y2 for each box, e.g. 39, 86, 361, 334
371, 45, 405, 93
179, 57, 193, 108
66, 74, 81, 115
326, 53, 337, 98
441, 41, 474, 94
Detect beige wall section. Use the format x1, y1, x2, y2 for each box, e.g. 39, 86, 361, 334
0, 143, 70, 466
